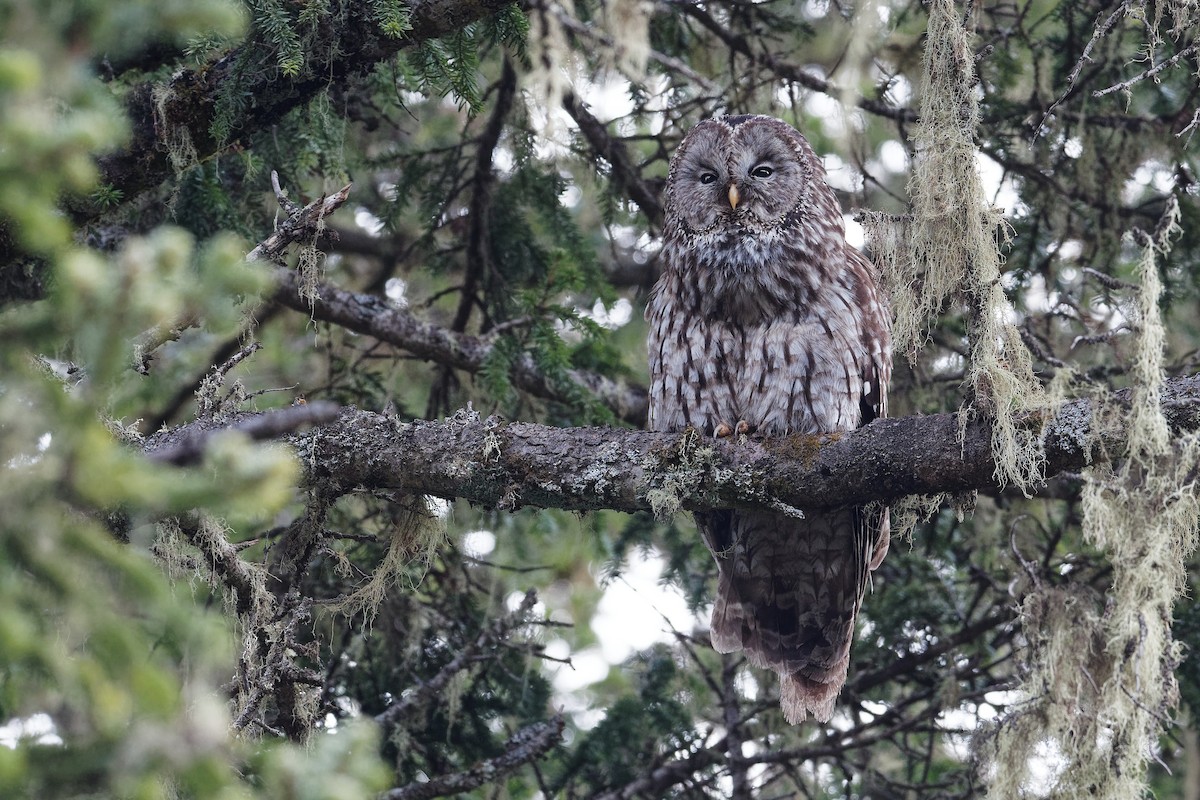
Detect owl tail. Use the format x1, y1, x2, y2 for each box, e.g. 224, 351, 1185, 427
707, 507, 888, 724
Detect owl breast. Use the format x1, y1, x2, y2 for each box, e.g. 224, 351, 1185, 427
679, 215, 850, 329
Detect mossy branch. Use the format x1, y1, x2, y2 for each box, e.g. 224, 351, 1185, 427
144, 375, 1200, 513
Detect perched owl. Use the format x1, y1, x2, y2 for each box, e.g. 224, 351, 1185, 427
646, 115, 892, 724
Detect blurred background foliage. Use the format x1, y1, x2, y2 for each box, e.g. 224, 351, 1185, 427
0, 0, 1198, 797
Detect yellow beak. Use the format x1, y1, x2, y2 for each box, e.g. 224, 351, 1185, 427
728, 183, 740, 209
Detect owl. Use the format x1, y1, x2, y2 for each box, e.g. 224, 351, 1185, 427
646, 115, 892, 724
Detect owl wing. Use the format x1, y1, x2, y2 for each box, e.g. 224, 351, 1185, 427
848, 244, 892, 572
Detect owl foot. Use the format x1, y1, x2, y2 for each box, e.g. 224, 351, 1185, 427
715, 420, 755, 438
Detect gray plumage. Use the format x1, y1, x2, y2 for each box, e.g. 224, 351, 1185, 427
646, 115, 892, 724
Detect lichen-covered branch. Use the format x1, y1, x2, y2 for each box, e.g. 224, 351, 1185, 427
276, 375, 1200, 514
246, 174, 352, 264
147, 401, 341, 465
269, 268, 650, 425
382, 716, 565, 800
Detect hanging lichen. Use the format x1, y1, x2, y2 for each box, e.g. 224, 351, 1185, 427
600, 0, 651, 79
328, 497, 446, 626
984, 197, 1199, 798
870, 0, 1053, 494
151, 83, 198, 175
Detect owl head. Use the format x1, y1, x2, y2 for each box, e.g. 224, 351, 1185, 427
663, 115, 842, 244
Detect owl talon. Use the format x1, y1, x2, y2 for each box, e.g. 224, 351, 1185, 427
735, 420, 754, 435
714, 422, 734, 438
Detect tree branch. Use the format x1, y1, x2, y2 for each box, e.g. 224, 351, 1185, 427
374, 589, 540, 730
269, 268, 649, 425
563, 92, 666, 225
278, 375, 1200, 513
147, 401, 341, 465
78, 0, 515, 224
246, 174, 352, 263
672, 1, 917, 124
382, 715, 564, 800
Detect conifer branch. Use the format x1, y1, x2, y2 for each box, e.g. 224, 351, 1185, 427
671, 1, 917, 124
276, 374, 1200, 514
563, 92, 666, 225
269, 268, 650, 425
374, 589, 541, 730
81, 0, 515, 222
382, 716, 565, 800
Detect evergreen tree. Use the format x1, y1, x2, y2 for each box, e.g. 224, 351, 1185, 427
1, 0, 1199, 797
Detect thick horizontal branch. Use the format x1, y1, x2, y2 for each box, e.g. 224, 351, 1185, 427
289, 375, 1200, 513
148, 401, 341, 465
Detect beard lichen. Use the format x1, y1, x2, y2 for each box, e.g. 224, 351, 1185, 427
151, 82, 198, 175
868, 0, 1054, 496
642, 427, 723, 521
984, 198, 1197, 798
525, 0, 651, 135
328, 496, 446, 627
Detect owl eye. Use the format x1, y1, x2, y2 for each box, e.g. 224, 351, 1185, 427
699, 172, 718, 185
751, 165, 774, 179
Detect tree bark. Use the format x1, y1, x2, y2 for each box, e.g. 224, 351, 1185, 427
146, 374, 1200, 514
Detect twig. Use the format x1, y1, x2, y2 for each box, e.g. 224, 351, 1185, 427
132, 172, 352, 373
1094, 44, 1199, 98
1033, 1, 1130, 137
196, 341, 264, 419
247, 173, 353, 263
270, 169, 302, 216
1177, 107, 1200, 140
375, 589, 540, 729
552, 6, 719, 94
212, 341, 263, 383
382, 716, 564, 800
591, 740, 724, 800
133, 312, 200, 374
672, 1, 917, 124
1082, 266, 1138, 291
146, 401, 341, 465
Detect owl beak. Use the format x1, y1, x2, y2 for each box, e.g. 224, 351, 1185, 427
727, 183, 740, 209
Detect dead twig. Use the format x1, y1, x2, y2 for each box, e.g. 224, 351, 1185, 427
247, 172, 353, 264
382, 715, 564, 800
146, 401, 341, 465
